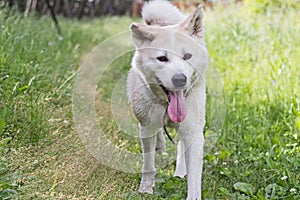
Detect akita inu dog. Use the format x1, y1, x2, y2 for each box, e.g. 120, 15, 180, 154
127, 1, 209, 199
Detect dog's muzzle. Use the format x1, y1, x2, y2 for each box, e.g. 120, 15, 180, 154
172, 73, 187, 88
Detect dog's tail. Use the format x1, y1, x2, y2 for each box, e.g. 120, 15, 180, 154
142, 0, 185, 26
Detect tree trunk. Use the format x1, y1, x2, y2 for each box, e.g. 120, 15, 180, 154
62, 0, 72, 18
77, 0, 88, 19
18, 0, 26, 12
8, 0, 14, 8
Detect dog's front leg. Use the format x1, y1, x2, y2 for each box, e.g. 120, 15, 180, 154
139, 125, 157, 194
179, 125, 204, 200
186, 133, 204, 200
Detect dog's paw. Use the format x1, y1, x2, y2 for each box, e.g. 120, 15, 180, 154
186, 197, 201, 200
186, 193, 201, 200
139, 180, 154, 194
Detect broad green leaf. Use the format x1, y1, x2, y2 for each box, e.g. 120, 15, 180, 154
265, 183, 285, 198
234, 182, 255, 196
217, 187, 231, 196
219, 150, 231, 160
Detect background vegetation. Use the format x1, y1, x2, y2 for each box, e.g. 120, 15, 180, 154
1, 1, 300, 199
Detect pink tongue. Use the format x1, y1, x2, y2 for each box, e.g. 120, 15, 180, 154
167, 90, 187, 123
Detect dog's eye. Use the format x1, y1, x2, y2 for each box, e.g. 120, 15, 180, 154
156, 56, 169, 62
183, 53, 192, 60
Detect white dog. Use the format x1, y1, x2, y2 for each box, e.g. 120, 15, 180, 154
127, 0, 209, 199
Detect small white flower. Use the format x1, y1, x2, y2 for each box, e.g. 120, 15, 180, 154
234, 160, 239, 165
290, 188, 297, 194
265, 152, 270, 156
281, 176, 288, 180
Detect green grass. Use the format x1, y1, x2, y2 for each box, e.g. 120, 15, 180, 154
1, 4, 300, 200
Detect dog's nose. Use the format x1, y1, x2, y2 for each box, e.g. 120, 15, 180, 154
172, 73, 187, 87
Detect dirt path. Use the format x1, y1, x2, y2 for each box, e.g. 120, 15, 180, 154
8, 104, 136, 199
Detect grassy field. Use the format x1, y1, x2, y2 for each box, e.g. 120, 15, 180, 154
1, 3, 300, 200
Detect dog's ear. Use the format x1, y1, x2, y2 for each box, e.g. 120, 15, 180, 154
130, 23, 155, 47
180, 5, 204, 38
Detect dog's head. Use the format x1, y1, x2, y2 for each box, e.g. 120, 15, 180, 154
130, 6, 209, 122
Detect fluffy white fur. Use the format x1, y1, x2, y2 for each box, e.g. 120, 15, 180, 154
142, 0, 185, 26
127, 1, 208, 199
